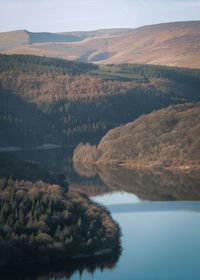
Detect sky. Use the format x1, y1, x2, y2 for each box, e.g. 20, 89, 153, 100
0, 0, 200, 32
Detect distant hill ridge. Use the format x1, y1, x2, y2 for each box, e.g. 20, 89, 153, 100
0, 28, 127, 52
0, 21, 200, 68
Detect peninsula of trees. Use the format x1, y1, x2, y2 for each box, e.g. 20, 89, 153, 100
0, 159, 120, 266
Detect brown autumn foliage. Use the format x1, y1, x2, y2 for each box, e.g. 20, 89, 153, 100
73, 102, 200, 170
0, 71, 195, 104
0, 71, 136, 102
0, 54, 199, 148
0, 178, 120, 265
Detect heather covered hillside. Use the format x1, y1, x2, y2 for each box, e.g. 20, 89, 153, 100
1, 21, 200, 68
0, 54, 200, 147
73, 102, 200, 170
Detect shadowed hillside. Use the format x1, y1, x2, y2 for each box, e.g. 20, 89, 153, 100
73, 102, 200, 170
0, 54, 200, 147
0, 29, 126, 52
1, 21, 200, 68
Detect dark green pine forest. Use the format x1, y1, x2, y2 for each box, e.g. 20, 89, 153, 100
0, 54, 200, 147
0, 158, 120, 266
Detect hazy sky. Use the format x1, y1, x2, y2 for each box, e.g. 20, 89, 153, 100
0, 0, 200, 32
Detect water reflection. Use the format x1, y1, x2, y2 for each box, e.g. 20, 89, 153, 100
1, 245, 121, 280
92, 191, 141, 205
73, 162, 200, 201
1, 148, 200, 279
1, 147, 200, 201
0, 149, 122, 280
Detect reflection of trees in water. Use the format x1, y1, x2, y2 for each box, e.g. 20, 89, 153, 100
69, 181, 111, 197
73, 162, 98, 177
1, 245, 121, 280
73, 162, 200, 201
70, 162, 111, 196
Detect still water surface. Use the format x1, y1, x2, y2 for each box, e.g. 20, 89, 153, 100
1, 147, 200, 279
59, 192, 200, 280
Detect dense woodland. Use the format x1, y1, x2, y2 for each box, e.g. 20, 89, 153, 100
73, 102, 200, 170
0, 54, 200, 146
0, 159, 120, 266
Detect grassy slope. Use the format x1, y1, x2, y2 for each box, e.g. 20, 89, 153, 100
0, 28, 127, 52
0, 30, 29, 52
1, 21, 200, 68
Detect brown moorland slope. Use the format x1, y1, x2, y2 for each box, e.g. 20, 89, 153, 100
0, 28, 126, 52
73, 102, 200, 170
1, 21, 200, 68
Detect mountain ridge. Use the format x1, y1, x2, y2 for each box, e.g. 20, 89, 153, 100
1, 21, 200, 68
0, 28, 127, 52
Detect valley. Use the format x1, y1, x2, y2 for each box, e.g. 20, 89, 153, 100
0, 54, 200, 147
0, 20, 200, 279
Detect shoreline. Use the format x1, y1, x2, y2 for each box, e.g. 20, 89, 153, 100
0, 143, 76, 152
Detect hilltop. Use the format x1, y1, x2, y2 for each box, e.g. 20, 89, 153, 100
73, 102, 200, 170
0, 28, 126, 52
1, 21, 200, 68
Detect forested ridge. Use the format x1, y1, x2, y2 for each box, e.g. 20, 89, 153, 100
73, 102, 200, 170
0, 54, 200, 147
0, 158, 120, 266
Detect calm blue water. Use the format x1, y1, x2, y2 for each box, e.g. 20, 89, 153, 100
1, 148, 200, 280
58, 192, 200, 280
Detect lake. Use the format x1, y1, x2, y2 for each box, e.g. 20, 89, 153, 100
1, 147, 200, 280
90, 194, 200, 280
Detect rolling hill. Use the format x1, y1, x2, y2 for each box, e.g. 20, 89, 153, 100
73, 102, 200, 170
1, 21, 200, 68
0, 28, 127, 55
